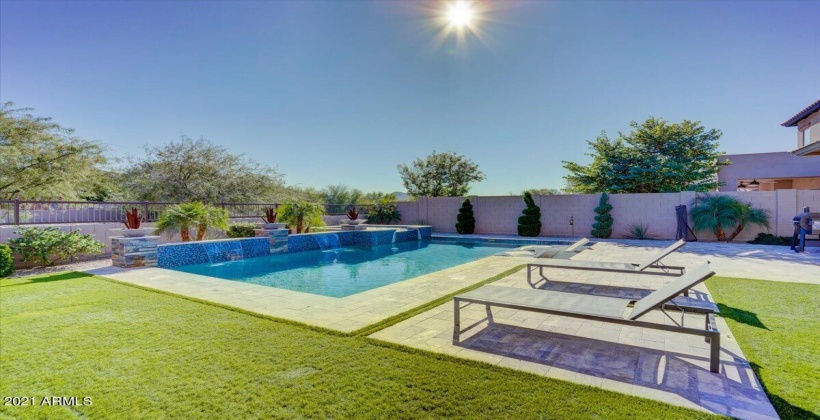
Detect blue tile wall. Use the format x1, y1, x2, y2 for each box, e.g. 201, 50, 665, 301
160, 227, 436, 268
158, 237, 272, 268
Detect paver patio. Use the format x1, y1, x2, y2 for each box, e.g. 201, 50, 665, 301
368, 237, 814, 419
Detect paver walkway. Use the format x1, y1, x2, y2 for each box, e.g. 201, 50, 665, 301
369, 236, 810, 419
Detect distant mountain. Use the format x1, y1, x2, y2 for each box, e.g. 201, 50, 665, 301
392, 192, 409, 201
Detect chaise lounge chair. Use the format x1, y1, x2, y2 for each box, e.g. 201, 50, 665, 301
507, 238, 590, 259
453, 262, 721, 373
527, 239, 687, 279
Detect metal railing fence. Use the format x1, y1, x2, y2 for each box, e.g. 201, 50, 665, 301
0, 200, 374, 225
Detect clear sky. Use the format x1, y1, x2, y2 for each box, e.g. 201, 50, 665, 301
2, 0, 818, 195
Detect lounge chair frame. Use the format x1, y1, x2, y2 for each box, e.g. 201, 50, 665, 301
453, 264, 721, 373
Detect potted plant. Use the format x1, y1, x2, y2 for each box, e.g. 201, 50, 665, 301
260, 207, 286, 229
114, 208, 154, 237
340, 205, 366, 230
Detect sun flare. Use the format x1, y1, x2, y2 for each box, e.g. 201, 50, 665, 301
447, 1, 474, 28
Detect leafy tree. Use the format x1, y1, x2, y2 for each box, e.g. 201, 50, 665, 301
0, 103, 106, 200
455, 198, 475, 234
368, 201, 402, 225
0, 244, 13, 277
397, 151, 485, 197
362, 191, 396, 203
591, 193, 613, 238
277, 200, 325, 233
8, 227, 104, 267
121, 136, 287, 203
154, 202, 228, 241
519, 188, 561, 196
563, 118, 728, 193
517, 192, 542, 237
690, 194, 770, 242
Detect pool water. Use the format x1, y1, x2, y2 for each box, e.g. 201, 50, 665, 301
171, 239, 516, 297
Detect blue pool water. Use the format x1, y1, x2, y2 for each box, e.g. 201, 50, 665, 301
171, 239, 517, 297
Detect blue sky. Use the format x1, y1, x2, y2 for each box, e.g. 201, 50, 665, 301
2, 0, 818, 195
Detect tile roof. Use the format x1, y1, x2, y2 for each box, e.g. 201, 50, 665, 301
781, 99, 820, 127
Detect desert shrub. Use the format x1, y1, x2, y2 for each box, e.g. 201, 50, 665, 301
0, 244, 13, 277
591, 192, 613, 238
455, 198, 475, 234
517, 192, 542, 237
8, 227, 104, 267
368, 202, 402, 225
625, 223, 653, 240
747, 233, 791, 246
226, 222, 258, 238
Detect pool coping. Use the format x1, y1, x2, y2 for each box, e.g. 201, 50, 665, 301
98, 254, 532, 333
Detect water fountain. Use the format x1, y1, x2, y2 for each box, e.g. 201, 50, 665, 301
201, 241, 245, 264
315, 233, 341, 250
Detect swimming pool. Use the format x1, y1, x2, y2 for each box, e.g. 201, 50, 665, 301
171, 239, 517, 297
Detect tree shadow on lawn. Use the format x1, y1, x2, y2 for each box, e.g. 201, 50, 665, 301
0, 272, 93, 288
716, 304, 769, 330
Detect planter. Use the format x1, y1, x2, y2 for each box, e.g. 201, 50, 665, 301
261, 223, 286, 229
111, 228, 155, 238
340, 219, 366, 226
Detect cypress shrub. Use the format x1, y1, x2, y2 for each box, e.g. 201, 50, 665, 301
591, 192, 613, 238
517, 192, 542, 237
0, 244, 13, 277
455, 198, 475, 234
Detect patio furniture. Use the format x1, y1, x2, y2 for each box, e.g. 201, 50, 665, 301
518, 238, 590, 259
453, 262, 721, 373
526, 239, 687, 279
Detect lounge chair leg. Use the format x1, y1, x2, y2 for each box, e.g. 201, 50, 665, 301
485, 305, 494, 324
709, 332, 721, 373
453, 299, 461, 345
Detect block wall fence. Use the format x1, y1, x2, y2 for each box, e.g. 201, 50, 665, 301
395, 190, 820, 242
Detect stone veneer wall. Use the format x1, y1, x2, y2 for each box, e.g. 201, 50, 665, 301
112, 236, 159, 268
395, 190, 820, 241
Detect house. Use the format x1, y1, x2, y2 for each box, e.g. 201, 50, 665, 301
717, 99, 820, 192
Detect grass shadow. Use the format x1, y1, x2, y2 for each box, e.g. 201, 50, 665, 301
716, 303, 769, 330
0, 271, 94, 288
749, 362, 819, 419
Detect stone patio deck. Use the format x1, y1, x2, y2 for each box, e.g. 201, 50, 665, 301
369, 238, 807, 419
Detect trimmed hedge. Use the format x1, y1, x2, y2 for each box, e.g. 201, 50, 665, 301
455, 199, 475, 234
226, 222, 258, 238
592, 192, 613, 238
0, 244, 13, 277
517, 192, 542, 237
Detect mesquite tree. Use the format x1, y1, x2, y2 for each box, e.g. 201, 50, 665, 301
591, 193, 613, 238
517, 192, 542, 237
455, 198, 475, 234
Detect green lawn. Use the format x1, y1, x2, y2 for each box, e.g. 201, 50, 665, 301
706, 276, 820, 419
0, 272, 716, 419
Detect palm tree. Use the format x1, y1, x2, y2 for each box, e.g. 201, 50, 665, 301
726, 202, 770, 242
690, 194, 770, 242
155, 202, 228, 242
195, 205, 229, 241
277, 200, 325, 233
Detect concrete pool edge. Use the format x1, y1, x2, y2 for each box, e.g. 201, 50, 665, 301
98, 255, 531, 333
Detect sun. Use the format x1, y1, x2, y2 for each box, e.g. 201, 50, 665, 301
447, 1, 474, 28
